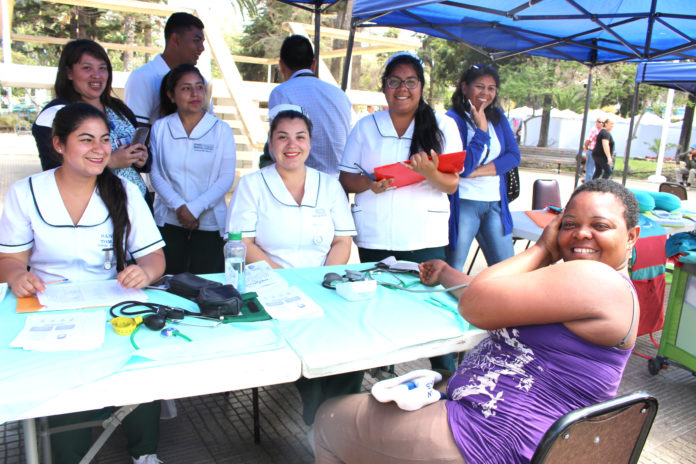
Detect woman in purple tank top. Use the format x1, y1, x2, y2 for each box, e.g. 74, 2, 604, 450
313, 178, 641, 464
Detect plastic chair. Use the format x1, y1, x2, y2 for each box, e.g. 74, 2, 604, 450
466, 179, 561, 274
531, 179, 562, 210
530, 391, 658, 464
659, 182, 687, 200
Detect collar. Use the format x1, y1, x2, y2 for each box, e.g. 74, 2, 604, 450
30, 170, 109, 228
261, 165, 320, 208
372, 110, 414, 140
166, 112, 218, 140
290, 68, 315, 79
153, 54, 172, 73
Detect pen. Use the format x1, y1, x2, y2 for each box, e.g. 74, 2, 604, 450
44, 278, 69, 285
354, 163, 377, 181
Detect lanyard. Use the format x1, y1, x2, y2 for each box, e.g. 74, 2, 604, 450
462, 112, 491, 165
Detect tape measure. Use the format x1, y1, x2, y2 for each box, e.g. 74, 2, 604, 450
109, 315, 143, 335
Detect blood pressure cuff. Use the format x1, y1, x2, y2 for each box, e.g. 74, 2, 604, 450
197, 284, 242, 317
167, 272, 221, 300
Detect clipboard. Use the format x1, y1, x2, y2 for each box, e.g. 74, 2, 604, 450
373, 151, 466, 188
525, 210, 558, 229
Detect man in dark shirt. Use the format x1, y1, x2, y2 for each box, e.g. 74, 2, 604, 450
676, 144, 696, 187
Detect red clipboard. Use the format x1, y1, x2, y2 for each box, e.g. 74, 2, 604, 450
373, 151, 466, 188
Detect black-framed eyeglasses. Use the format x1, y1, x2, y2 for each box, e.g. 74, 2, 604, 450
386, 77, 420, 89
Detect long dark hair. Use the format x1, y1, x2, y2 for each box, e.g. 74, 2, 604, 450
450, 63, 502, 125
381, 53, 443, 157
54, 39, 133, 119
52, 103, 131, 272
159, 64, 206, 117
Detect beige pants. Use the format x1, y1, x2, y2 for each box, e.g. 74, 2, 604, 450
314, 393, 466, 464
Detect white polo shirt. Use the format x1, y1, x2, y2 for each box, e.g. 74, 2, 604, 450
339, 110, 463, 251
0, 170, 164, 283
124, 54, 170, 125
149, 112, 237, 237
226, 165, 356, 269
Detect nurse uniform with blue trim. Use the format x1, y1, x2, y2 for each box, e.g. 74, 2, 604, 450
0, 169, 164, 280
226, 164, 356, 269
339, 110, 462, 251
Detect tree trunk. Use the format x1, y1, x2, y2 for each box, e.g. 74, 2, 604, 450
69, 7, 78, 39
537, 94, 552, 147
123, 15, 135, 71
678, 94, 696, 153
144, 22, 153, 63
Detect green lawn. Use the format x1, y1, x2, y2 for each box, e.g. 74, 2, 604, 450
559, 157, 677, 181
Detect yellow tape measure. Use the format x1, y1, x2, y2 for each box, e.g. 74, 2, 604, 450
109, 316, 143, 335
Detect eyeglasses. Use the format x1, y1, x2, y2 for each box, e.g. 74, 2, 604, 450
386, 77, 420, 89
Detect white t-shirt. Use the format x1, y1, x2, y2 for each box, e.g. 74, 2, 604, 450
226, 165, 356, 269
339, 110, 463, 251
149, 112, 237, 236
0, 170, 164, 283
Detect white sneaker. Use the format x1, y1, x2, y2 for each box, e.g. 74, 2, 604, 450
132, 454, 162, 464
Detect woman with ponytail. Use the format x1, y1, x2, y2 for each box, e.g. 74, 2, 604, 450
339, 52, 462, 264
445, 64, 521, 272
339, 52, 462, 371
0, 103, 165, 464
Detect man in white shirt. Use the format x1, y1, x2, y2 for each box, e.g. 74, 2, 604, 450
268, 35, 352, 177
124, 12, 205, 126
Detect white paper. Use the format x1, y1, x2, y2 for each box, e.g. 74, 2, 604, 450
37, 280, 147, 311
0, 282, 7, 302
245, 261, 289, 294
10, 310, 106, 351
257, 286, 324, 320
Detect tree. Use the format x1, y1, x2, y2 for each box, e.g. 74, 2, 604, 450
234, 3, 311, 82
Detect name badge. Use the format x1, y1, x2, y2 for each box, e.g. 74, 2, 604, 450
193, 143, 215, 153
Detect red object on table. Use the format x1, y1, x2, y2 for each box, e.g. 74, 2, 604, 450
374, 151, 466, 188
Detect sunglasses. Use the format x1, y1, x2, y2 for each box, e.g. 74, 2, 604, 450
386, 77, 420, 90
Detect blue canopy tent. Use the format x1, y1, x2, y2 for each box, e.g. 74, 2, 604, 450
342, 0, 696, 185
635, 61, 696, 94
277, 0, 346, 77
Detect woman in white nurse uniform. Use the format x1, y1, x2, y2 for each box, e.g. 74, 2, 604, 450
227, 105, 360, 429
0, 103, 165, 464
150, 64, 236, 275
227, 105, 355, 269
339, 52, 462, 265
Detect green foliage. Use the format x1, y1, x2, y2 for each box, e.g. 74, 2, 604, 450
552, 87, 586, 113
644, 138, 678, 157
234, 3, 312, 82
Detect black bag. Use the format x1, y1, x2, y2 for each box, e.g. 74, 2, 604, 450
506, 167, 520, 202
197, 285, 242, 317
167, 272, 221, 300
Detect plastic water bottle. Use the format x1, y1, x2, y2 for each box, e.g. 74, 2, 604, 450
224, 232, 246, 292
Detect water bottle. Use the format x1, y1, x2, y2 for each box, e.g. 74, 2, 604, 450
224, 232, 246, 292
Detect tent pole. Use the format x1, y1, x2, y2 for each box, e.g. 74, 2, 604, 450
341, 22, 357, 91
575, 68, 593, 188
622, 82, 641, 185
314, 4, 321, 78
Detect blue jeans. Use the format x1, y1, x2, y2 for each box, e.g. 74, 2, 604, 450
447, 199, 514, 272
584, 149, 595, 182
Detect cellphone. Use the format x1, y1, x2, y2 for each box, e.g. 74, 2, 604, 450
131, 126, 150, 146
354, 163, 377, 181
